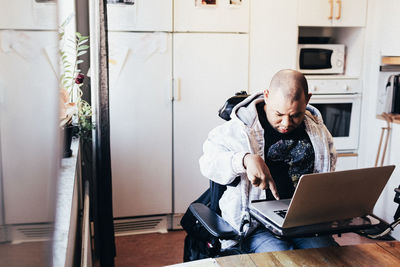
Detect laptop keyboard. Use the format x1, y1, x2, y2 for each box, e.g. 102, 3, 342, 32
274, 209, 287, 219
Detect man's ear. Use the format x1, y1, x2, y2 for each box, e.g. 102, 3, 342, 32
263, 89, 269, 100
305, 93, 312, 104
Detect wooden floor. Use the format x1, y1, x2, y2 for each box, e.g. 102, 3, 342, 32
0, 241, 50, 267
114, 230, 386, 267
115, 230, 186, 267
0, 230, 388, 267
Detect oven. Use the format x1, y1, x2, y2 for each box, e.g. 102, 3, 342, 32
309, 93, 361, 151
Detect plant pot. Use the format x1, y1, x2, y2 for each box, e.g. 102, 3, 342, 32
63, 125, 74, 158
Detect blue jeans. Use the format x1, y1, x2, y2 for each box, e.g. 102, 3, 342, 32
240, 227, 339, 253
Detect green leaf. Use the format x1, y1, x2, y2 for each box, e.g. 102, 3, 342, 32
78, 34, 88, 39
77, 45, 89, 51
75, 32, 82, 39
78, 39, 89, 46
76, 59, 84, 64
61, 14, 74, 28
77, 51, 87, 57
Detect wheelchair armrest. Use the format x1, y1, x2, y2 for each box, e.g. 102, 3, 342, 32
189, 203, 239, 240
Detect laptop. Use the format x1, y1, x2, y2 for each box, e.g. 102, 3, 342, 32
249, 165, 395, 237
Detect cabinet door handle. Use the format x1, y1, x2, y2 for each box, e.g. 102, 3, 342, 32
335, 0, 342, 20
328, 0, 333, 19
174, 78, 181, 101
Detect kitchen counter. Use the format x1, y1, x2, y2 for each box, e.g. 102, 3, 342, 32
52, 138, 80, 267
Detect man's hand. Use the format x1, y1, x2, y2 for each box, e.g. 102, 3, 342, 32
243, 153, 280, 200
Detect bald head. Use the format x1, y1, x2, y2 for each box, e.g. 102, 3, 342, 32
269, 69, 308, 101
263, 69, 311, 134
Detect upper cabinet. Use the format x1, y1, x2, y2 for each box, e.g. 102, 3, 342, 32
0, 0, 57, 30
380, 0, 400, 56
298, 0, 367, 27
174, 0, 249, 33
107, 0, 173, 32
107, 0, 249, 33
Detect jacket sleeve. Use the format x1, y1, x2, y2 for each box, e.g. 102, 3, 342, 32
304, 112, 337, 174
199, 120, 250, 185
327, 127, 337, 172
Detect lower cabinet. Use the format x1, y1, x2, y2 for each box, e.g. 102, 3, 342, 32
336, 153, 358, 171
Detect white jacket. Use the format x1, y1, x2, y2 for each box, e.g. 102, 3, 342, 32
199, 92, 336, 248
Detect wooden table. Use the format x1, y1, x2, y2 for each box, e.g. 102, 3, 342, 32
215, 241, 400, 267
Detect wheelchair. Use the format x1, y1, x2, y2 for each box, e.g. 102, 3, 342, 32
180, 91, 398, 262
180, 91, 249, 261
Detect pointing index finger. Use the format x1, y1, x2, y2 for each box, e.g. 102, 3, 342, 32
268, 179, 280, 200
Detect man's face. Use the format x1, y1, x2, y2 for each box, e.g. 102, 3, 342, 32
264, 89, 311, 134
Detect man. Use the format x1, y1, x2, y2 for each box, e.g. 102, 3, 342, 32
199, 69, 338, 252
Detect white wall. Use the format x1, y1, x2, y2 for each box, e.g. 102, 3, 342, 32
359, 0, 400, 240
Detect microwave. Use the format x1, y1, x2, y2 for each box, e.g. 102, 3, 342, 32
297, 44, 345, 74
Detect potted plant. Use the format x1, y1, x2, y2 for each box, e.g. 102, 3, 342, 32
59, 17, 93, 157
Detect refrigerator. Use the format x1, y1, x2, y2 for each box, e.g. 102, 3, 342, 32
173, 32, 248, 213
108, 32, 173, 217
108, 0, 249, 221
0, 0, 59, 241
108, 0, 173, 221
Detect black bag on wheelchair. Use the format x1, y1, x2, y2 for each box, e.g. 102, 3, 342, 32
181, 181, 230, 261
181, 179, 242, 261
181, 189, 217, 261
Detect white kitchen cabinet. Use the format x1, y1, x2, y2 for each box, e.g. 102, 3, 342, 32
335, 153, 358, 171
173, 33, 249, 213
174, 0, 249, 33
107, 0, 172, 32
109, 32, 173, 217
298, 0, 367, 27
0, 0, 57, 30
0, 30, 59, 224
379, 0, 400, 56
